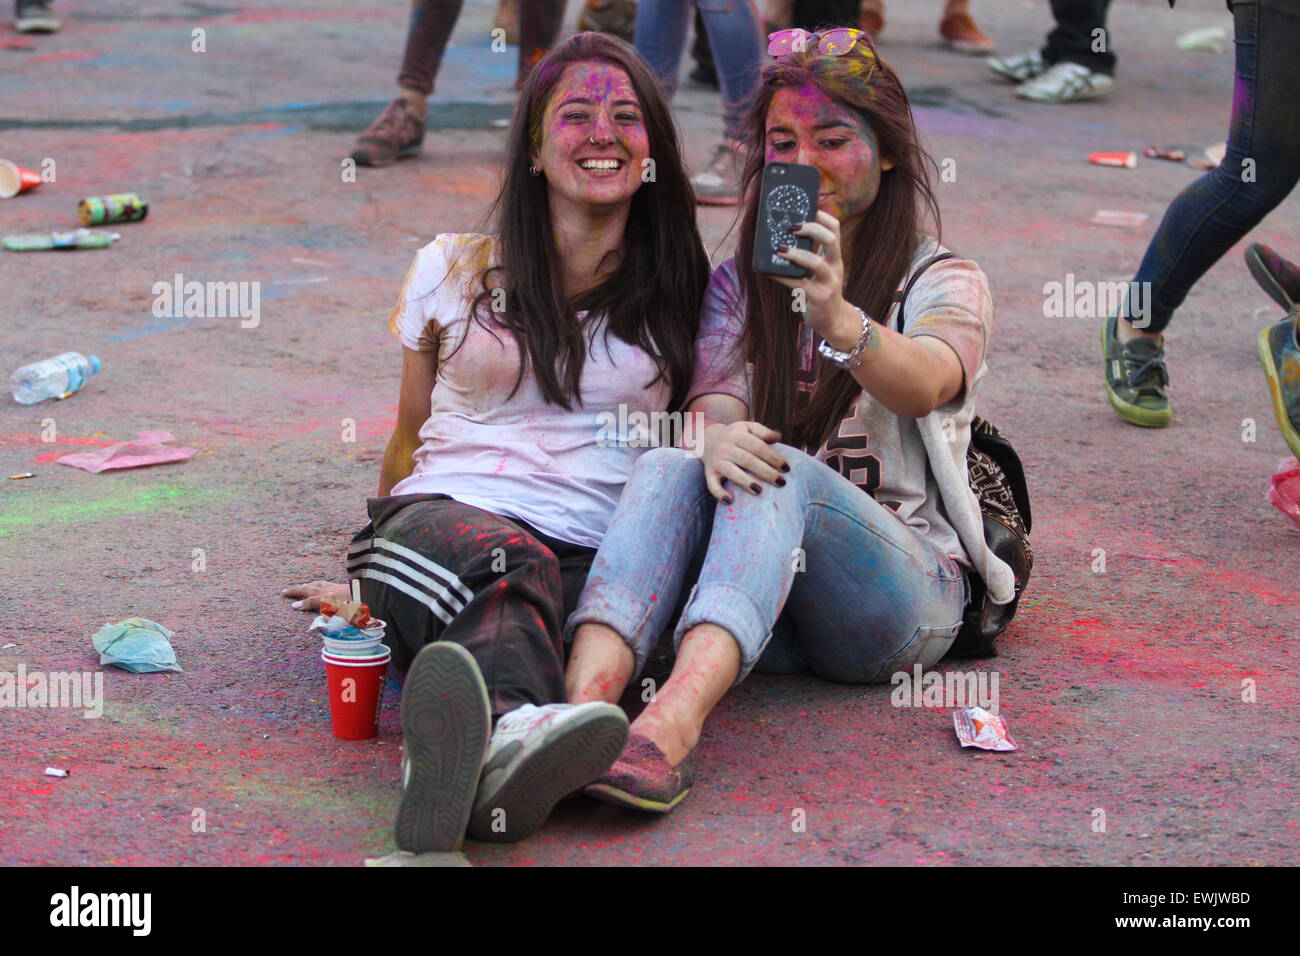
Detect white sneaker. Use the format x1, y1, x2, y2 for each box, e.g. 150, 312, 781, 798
1016, 61, 1114, 103
986, 49, 1046, 83
691, 142, 745, 206
467, 701, 628, 842
394, 642, 492, 854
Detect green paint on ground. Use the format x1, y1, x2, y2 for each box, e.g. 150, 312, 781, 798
0, 484, 232, 535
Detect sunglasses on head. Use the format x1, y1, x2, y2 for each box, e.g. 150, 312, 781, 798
767, 27, 872, 58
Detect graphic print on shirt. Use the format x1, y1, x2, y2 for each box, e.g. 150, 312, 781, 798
799, 326, 899, 511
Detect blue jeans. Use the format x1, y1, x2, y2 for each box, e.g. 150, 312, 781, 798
566, 446, 968, 685
1125, 0, 1300, 333
634, 0, 765, 142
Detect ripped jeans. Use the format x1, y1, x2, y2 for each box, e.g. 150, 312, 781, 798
566, 445, 968, 685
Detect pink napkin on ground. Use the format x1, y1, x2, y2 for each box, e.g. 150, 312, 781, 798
56, 429, 197, 473
1267, 457, 1300, 530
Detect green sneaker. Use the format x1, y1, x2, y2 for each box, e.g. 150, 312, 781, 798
1257, 312, 1300, 460
1102, 313, 1172, 427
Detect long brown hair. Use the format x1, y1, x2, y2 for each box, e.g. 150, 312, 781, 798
735, 34, 942, 449
464, 32, 709, 411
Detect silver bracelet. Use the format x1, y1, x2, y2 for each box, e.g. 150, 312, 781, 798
817, 307, 873, 369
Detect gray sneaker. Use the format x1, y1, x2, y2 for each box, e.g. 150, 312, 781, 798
394, 642, 491, 854
986, 49, 1046, 83
1017, 61, 1114, 103
15, 0, 60, 32
691, 142, 744, 206
467, 701, 627, 842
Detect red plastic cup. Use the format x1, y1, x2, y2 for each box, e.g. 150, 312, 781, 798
0, 160, 42, 199
322, 648, 390, 740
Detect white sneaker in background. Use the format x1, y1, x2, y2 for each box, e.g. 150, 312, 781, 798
1016, 61, 1115, 103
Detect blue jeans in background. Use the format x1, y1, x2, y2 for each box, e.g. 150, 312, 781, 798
566, 446, 968, 685
1126, 0, 1300, 333
634, 0, 765, 142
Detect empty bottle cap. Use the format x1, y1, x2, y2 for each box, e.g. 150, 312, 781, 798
88, 355, 102, 374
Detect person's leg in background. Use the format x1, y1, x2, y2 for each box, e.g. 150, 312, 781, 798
634, 0, 696, 99
352, 0, 565, 167
1017, 0, 1114, 101
987, 0, 1112, 99
938, 0, 995, 54
15, 0, 59, 33
1104, 0, 1300, 429
689, 0, 766, 204
517, 0, 566, 87
351, 0, 461, 167
856, 0, 992, 53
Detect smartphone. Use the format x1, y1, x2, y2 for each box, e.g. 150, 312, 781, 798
753, 161, 820, 279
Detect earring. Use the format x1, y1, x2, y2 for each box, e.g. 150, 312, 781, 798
529, 165, 540, 176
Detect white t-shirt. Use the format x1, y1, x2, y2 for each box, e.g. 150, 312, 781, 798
387, 233, 674, 549
686, 238, 993, 564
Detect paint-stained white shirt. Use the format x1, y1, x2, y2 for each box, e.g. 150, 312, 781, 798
386, 233, 673, 549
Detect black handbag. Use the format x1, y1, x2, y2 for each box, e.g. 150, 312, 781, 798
892, 252, 1033, 658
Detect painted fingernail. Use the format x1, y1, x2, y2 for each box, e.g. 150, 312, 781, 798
781, 463, 791, 473
776, 244, 789, 253
723, 495, 734, 505
776, 477, 787, 487
791, 221, 804, 230
292, 601, 302, 609
750, 483, 762, 494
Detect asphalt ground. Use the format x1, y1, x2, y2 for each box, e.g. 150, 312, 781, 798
1, 0, 1296, 870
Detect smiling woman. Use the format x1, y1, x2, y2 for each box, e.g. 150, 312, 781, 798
564, 29, 1017, 814
284, 33, 710, 853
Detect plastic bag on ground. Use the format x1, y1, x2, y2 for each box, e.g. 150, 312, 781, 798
91, 617, 183, 673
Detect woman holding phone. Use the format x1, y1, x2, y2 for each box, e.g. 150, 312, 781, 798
287, 32, 710, 849
562, 28, 1015, 812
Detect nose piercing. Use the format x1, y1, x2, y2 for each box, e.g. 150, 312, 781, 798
590, 135, 598, 144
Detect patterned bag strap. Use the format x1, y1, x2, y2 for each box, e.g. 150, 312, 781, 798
891, 251, 956, 333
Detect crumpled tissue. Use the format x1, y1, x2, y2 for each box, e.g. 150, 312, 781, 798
91, 618, 183, 673
57, 430, 196, 473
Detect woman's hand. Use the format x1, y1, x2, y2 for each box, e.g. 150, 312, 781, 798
281, 580, 349, 612
701, 420, 789, 503
769, 211, 860, 348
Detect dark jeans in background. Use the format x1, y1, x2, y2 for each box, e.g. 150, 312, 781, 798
397, 0, 565, 95
1126, 0, 1300, 333
792, 0, 858, 30
1042, 0, 1115, 75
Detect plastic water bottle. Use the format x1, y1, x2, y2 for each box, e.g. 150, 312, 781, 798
9, 351, 102, 404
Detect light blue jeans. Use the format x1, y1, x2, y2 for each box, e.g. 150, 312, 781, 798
566, 445, 968, 685
633, 0, 765, 142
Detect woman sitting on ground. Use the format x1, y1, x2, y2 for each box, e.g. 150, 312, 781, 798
287, 32, 709, 849
563, 27, 1015, 812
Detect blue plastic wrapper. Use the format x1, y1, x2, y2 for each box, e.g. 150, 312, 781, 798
91, 618, 183, 674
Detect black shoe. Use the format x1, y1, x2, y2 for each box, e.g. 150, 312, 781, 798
1245, 242, 1300, 312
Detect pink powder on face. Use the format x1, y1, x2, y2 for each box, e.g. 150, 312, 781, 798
763, 84, 886, 225
532, 61, 650, 214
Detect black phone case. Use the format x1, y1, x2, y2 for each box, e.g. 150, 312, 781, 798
752, 162, 820, 279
